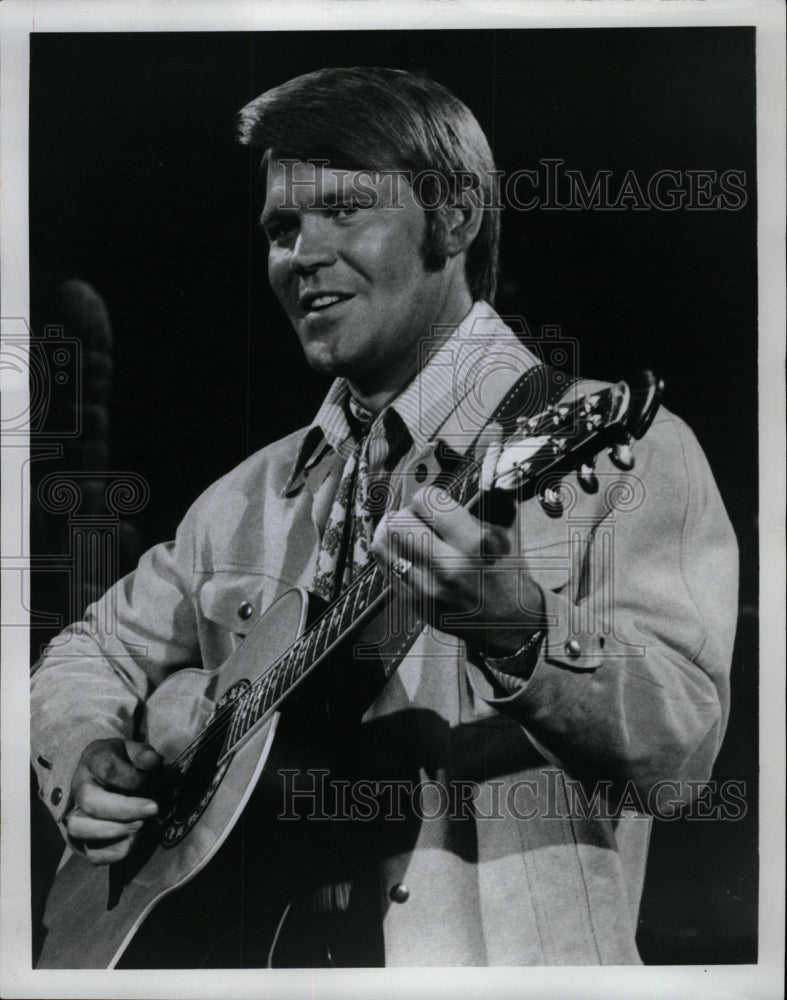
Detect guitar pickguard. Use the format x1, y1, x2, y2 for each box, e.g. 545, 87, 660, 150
160, 680, 250, 847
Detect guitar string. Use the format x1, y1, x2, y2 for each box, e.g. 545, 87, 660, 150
158, 393, 603, 786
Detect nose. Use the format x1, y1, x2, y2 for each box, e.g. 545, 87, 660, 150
289, 216, 337, 275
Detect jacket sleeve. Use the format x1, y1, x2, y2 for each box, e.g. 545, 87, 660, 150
465, 411, 739, 805
30, 495, 204, 830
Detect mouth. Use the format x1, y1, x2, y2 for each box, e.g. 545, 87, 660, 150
298, 290, 355, 314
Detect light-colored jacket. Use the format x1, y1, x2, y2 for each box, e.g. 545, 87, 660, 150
31, 306, 738, 965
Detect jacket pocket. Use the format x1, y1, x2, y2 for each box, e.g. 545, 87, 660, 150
197, 571, 293, 659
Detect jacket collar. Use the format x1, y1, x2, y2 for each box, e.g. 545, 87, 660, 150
282, 302, 540, 497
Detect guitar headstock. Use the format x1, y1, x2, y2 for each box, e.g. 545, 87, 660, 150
490, 369, 664, 496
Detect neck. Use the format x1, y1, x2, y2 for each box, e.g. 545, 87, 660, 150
349, 288, 475, 416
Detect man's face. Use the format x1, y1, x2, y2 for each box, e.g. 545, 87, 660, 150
262, 160, 463, 394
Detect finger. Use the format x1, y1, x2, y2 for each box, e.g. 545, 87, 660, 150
387, 518, 471, 610
79, 837, 138, 866
408, 487, 505, 553
371, 507, 429, 574
66, 812, 144, 842
83, 743, 152, 793
420, 500, 511, 559
124, 741, 163, 773
74, 781, 159, 821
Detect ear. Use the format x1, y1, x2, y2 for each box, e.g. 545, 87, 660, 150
441, 191, 484, 258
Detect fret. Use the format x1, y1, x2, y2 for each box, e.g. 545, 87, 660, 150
279, 648, 299, 692
271, 657, 293, 705
257, 666, 279, 716
370, 564, 384, 600
350, 578, 365, 619
284, 639, 305, 687
251, 676, 266, 714
264, 663, 285, 708
227, 703, 243, 749
326, 601, 344, 645
312, 612, 333, 664
311, 613, 329, 662
356, 568, 376, 611
280, 653, 298, 694
300, 625, 320, 671
454, 463, 477, 506
244, 680, 264, 731
334, 587, 353, 635
235, 691, 252, 741
317, 602, 341, 655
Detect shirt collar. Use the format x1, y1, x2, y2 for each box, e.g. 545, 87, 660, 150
282, 379, 355, 495
282, 301, 540, 495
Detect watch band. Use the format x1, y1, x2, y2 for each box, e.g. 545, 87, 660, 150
481, 629, 545, 676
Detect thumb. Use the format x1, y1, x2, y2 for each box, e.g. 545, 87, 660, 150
124, 740, 163, 772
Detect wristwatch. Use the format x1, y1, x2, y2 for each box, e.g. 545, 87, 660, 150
481, 629, 545, 679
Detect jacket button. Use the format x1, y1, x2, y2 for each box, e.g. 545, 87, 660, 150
50, 787, 63, 806
389, 883, 410, 903
237, 602, 254, 621
564, 639, 582, 658
414, 463, 428, 483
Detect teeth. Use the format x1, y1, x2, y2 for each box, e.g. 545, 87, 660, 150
309, 294, 342, 310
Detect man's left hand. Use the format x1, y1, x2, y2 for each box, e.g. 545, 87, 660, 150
371, 486, 545, 659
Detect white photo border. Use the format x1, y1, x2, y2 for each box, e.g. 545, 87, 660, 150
2, 1, 784, 998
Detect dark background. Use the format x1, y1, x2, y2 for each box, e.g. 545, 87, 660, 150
29, 28, 758, 964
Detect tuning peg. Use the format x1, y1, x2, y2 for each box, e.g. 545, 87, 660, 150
537, 484, 564, 516
578, 458, 598, 491
609, 441, 635, 470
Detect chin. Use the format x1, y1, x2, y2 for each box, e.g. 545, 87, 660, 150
300, 344, 353, 378
298, 338, 360, 376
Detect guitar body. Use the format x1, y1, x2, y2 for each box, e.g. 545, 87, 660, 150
37, 588, 312, 969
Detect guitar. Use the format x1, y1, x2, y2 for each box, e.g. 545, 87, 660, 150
36, 370, 663, 968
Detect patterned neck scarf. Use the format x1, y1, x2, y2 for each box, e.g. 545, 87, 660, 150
311, 395, 376, 603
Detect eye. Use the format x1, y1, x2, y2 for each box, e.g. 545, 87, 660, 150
261, 213, 297, 243
327, 202, 361, 220
267, 222, 295, 242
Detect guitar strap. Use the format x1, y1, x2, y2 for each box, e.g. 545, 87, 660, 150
427, 360, 579, 480
428, 352, 579, 457
487, 363, 579, 434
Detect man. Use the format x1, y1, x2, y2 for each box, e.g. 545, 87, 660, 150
30, 67, 738, 967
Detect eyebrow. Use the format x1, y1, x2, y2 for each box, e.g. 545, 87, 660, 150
259, 205, 295, 230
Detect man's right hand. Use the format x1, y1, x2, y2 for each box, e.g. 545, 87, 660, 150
66, 738, 163, 865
